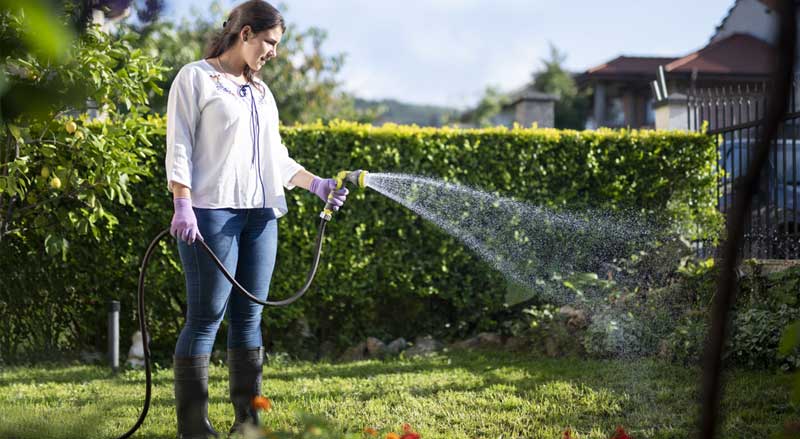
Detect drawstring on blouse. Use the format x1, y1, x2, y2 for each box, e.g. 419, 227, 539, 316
239, 84, 267, 208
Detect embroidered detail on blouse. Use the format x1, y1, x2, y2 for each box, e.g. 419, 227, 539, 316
208, 73, 236, 97
208, 72, 266, 104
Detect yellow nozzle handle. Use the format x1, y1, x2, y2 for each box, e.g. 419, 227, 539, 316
334, 170, 349, 190
320, 170, 349, 220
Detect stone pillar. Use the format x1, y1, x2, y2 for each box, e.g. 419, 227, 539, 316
516, 100, 555, 128
654, 93, 689, 131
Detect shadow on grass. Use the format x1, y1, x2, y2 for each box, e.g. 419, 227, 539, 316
0, 404, 110, 439
0, 365, 113, 386
0, 366, 177, 388
3, 348, 795, 438
265, 349, 691, 397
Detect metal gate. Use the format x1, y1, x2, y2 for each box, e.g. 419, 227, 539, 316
687, 82, 800, 259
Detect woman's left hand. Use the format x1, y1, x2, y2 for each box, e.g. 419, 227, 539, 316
309, 177, 348, 210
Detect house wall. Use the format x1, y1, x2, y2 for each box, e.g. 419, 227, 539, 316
624, 92, 640, 127
588, 82, 646, 129
630, 93, 654, 128
712, 0, 778, 45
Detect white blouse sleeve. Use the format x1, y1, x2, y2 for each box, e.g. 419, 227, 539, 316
263, 93, 303, 189
165, 66, 198, 192
277, 133, 305, 190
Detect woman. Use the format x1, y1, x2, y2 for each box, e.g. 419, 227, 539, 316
164, 1, 347, 437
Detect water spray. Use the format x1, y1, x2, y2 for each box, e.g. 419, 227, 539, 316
118, 169, 369, 439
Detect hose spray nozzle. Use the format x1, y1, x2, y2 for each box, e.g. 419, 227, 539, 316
320, 169, 369, 221
344, 169, 368, 189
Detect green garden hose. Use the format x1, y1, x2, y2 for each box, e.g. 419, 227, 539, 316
117, 216, 328, 439
119, 217, 330, 439
118, 170, 368, 438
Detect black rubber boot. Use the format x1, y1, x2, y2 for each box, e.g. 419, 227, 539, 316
173, 355, 220, 439
227, 347, 264, 434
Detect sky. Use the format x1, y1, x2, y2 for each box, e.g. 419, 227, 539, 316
164, 0, 736, 108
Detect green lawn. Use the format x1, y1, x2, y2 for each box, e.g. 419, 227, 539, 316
0, 349, 796, 439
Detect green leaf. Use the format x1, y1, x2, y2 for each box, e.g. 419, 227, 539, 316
576, 272, 599, 282
793, 372, 800, 405
7, 123, 21, 140
60, 237, 69, 261
137, 132, 152, 147
3, 0, 74, 61
779, 320, 800, 356
6, 177, 18, 197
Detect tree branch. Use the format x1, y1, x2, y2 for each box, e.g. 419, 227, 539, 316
699, 1, 796, 437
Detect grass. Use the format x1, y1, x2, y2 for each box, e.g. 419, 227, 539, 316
0, 348, 797, 439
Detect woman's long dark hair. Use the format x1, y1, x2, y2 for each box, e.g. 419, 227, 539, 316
204, 0, 286, 85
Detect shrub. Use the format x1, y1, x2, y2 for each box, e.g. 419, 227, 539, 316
2, 118, 720, 361
729, 305, 800, 369
518, 304, 585, 357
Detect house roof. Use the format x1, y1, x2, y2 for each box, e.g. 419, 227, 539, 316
584, 56, 679, 76
578, 32, 774, 85
576, 56, 678, 84
507, 84, 558, 103
96, 0, 131, 19
665, 33, 775, 76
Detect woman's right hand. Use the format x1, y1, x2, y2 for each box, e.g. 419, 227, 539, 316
309, 177, 348, 211
171, 197, 203, 244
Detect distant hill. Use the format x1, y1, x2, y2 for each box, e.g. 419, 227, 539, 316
354, 98, 460, 127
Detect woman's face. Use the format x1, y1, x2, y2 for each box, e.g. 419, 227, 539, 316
241, 25, 283, 71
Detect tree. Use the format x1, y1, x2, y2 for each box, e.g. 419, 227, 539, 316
532, 43, 589, 130
0, 2, 172, 357
0, 5, 166, 253
460, 86, 510, 128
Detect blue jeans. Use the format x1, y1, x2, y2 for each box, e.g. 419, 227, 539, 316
174, 207, 278, 357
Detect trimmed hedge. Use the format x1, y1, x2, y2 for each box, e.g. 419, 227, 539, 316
0, 121, 719, 362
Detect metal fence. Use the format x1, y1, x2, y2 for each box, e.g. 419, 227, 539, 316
687, 81, 800, 259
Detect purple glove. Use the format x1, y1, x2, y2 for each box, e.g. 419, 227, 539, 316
309, 177, 348, 211
170, 197, 203, 244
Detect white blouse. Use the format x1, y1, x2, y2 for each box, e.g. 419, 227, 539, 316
165, 59, 305, 217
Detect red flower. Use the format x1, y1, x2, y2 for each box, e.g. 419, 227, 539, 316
563, 429, 574, 439
400, 423, 420, 439
610, 426, 630, 439
251, 395, 271, 412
